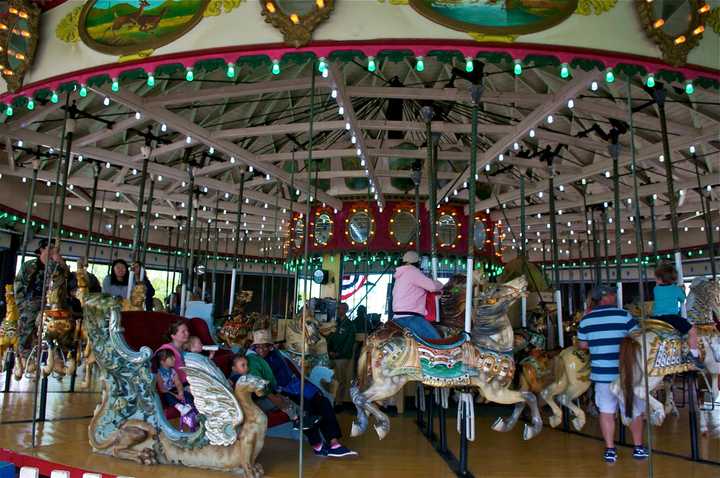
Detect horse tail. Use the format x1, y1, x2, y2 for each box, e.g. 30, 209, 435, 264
619, 336, 639, 418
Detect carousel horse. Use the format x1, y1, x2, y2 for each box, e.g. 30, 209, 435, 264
350, 276, 543, 441
686, 278, 720, 437
85, 294, 268, 476
36, 266, 77, 379
284, 305, 331, 370
0, 284, 20, 373
75, 266, 98, 389
518, 344, 591, 430
218, 290, 256, 347
612, 278, 718, 429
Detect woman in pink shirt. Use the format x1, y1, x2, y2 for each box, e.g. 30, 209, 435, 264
391, 251, 444, 339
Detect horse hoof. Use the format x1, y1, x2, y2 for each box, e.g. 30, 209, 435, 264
491, 417, 507, 433
548, 416, 561, 429
350, 422, 363, 437
571, 417, 585, 431
374, 424, 389, 440
522, 424, 538, 440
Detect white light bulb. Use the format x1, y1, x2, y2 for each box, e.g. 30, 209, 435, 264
331, 89, 337, 99
567, 99, 574, 109
547, 115, 554, 124
135, 112, 141, 120
591, 81, 598, 91
513, 142, 519, 151
249, 166, 254, 173
338, 106, 344, 115
529, 129, 535, 138
161, 123, 167, 132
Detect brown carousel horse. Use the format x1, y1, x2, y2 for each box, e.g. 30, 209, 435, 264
350, 276, 543, 441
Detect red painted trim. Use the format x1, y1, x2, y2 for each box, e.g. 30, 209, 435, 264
36, 0, 70, 11
3, 39, 718, 102
0, 448, 118, 478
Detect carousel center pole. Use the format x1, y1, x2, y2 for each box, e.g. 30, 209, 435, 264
547, 155, 564, 349
610, 141, 623, 307
140, 176, 156, 266
519, 174, 527, 327
107, 210, 118, 273
298, 61, 317, 478
31, 93, 71, 447
129, 134, 152, 298
212, 197, 220, 304
228, 170, 245, 315
626, 75, 654, 476
180, 160, 195, 317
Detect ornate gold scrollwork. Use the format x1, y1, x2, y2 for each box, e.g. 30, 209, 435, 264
635, 0, 711, 67
260, 0, 335, 48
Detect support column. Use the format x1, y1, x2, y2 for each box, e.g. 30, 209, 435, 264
547, 160, 564, 348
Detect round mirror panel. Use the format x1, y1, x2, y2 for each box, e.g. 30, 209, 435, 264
293, 217, 305, 248
276, 0, 317, 16
474, 218, 487, 249
314, 213, 333, 246
347, 211, 372, 244
437, 214, 457, 247
652, 1, 692, 37
390, 211, 417, 245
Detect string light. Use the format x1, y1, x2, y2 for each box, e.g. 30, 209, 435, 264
226, 62, 236, 78
645, 74, 655, 88
271, 60, 280, 75
604, 68, 615, 83
111, 78, 120, 92
415, 56, 425, 72
79, 84, 88, 97
513, 60, 522, 76
560, 63, 570, 79
185, 67, 194, 82
567, 99, 574, 109
368, 56, 377, 72
147, 72, 155, 87
465, 57, 474, 73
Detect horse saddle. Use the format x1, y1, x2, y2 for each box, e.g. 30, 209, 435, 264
413, 332, 469, 350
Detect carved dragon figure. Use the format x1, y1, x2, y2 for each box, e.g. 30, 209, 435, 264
0, 284, 20, 373
84, 294, 268, 476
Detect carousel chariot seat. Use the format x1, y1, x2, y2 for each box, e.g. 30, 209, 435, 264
120, 311, 291, 428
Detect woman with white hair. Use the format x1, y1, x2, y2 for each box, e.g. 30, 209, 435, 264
391, 251, 443, 339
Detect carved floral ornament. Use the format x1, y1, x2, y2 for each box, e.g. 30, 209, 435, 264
635, 0, 713, 67
260, 0, 335, 48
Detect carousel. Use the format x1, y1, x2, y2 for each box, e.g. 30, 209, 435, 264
0, 1, 718, 477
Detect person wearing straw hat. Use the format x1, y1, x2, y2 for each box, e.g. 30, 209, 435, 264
13, 238, 69, 353
576, 285, 648, 463
391, 250, 443, 339
250, 329, 357, 458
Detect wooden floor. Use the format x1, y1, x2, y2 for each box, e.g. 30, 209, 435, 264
1, 376, 719, 477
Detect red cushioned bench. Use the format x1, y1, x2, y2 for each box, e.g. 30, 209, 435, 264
120, 311, 290, 427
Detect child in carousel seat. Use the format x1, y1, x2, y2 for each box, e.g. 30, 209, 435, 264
186, 335, 215, 359
652, 263, 703, 369
156, 349, 196, 417
228, 353, 318, 430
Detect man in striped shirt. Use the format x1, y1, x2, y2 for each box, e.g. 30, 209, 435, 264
577, 285, 648, 463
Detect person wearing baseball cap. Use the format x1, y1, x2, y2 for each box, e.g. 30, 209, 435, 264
390, 250, 444, 339
576, 285, 648, 463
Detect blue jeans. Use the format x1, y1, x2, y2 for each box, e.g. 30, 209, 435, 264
394, 315, 441, 339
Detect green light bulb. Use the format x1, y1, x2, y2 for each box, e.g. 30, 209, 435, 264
50, 91, 59, 104
513, 61, 522, 76
5, 105, 13, 116
27, 98, 34, 110
605, 69, 615, 83
111, 79, 119, 92
147, 73, 155, 87
318, 59, 327, 73
685, 81, 694, 95
560, 63, 569, 79
185, 68, 194, 82
79, 85, 88, 97
645, 74, 655, 88
227, 63, 236, 78
272, 61, 281, 75
368, 57, 376, 72
465, 58, 474, 73
415, 57, 424, 72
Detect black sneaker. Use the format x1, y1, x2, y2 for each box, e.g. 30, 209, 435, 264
313, 445, 329, 457
326, 445, 358, 458
292, 413, 321, 430
633, 446, 649, 460
603, 448, 617, 463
